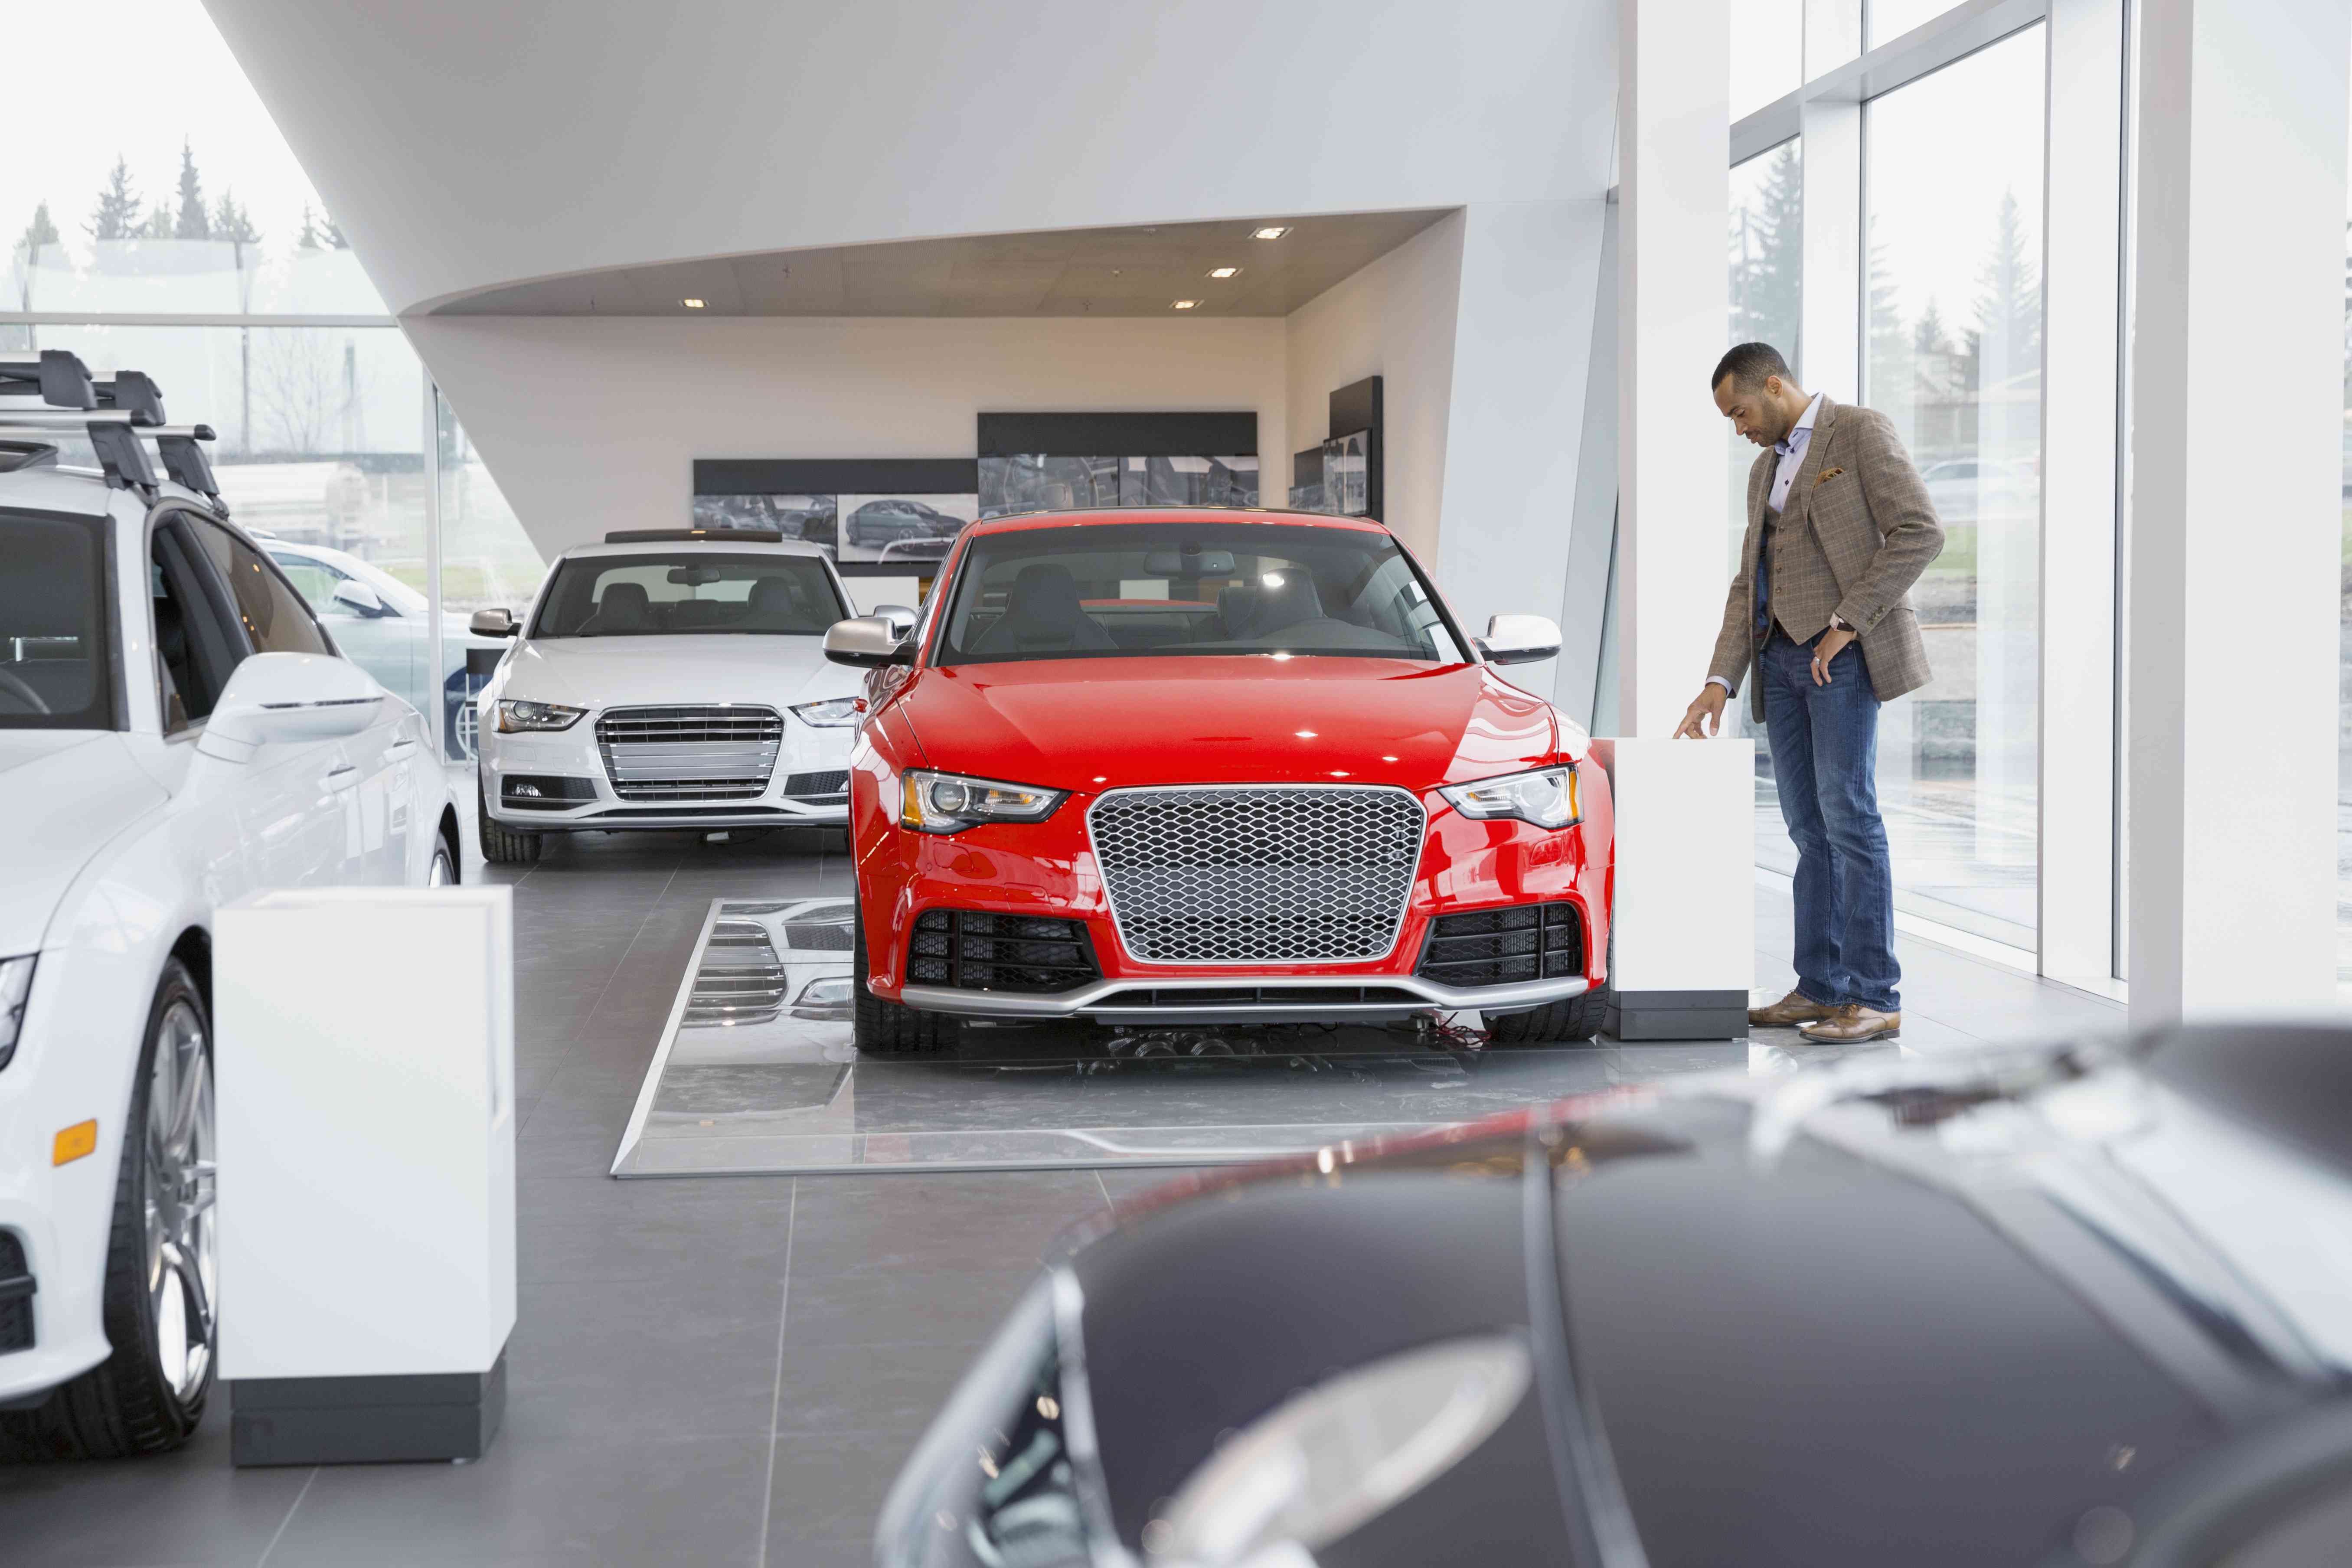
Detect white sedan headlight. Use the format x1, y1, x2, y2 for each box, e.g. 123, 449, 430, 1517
1439, 765, 1580, 830
0, 954, 33, 1070
790, 697, 863, 728
495, 699, 587, 733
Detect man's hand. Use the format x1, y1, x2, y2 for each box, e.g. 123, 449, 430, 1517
1674, 683, 1728, 738
1810, 625, 1857, 686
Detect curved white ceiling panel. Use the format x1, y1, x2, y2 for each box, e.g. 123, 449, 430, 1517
204, 0, 1616, 315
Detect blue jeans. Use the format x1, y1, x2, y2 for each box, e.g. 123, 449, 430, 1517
1760, 628, 1900, 1011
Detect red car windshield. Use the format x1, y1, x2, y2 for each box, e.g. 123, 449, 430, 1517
932, 523, 1469, 666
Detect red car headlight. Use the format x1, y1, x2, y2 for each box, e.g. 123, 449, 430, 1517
1438, 764, 1580, 830
900, 769, 1068, 834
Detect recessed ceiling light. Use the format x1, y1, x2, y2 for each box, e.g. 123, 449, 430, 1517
1208, 266, 1239, 279
1171, 299, 1199, 310
681, 298, 706, 308
1251, 226, 1290, 240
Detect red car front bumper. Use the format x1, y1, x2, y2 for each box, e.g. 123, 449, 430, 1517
853, 773, 1613, 1025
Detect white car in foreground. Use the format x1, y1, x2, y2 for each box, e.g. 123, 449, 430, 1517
0, 353, 456, 1455
469, 530, 870, 862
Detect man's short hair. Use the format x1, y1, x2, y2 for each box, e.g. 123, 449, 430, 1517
1712, 341, 1791, 392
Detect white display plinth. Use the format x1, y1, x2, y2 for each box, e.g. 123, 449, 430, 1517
1597, 738, 1755, 1038
215, 885, 515, 1465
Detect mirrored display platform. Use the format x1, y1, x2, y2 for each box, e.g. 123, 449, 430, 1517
610, 899, 1833, 1177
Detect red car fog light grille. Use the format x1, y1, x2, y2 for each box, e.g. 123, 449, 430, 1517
1086, 785, 1425, 964
1418, 902, 1583, 988
908, 910, 1102, 994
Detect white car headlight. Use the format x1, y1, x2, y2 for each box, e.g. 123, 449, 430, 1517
495, 699, 587, 733
0, 954, 33, 1070
790, 697, 863, 728
1439, 765, 1580, 830
900, 770, 1066, 834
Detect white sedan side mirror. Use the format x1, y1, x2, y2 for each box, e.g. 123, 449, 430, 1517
1481, 614, 1561, 666
330, 578, 392, 618
469, 607, 518, 638
872, 604, 918, 640
824, 617, 910, 669
199, 653, 384, 758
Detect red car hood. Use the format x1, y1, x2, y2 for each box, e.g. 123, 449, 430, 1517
891, 656, 1562, 792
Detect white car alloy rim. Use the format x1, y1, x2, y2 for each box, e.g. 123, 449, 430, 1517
144, 997, 217, 1403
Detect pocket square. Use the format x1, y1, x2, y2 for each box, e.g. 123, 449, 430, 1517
1814, 467, 1845, 486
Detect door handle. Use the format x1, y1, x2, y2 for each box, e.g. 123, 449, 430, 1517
386, 736, 419, 759
321, 763, 359, 793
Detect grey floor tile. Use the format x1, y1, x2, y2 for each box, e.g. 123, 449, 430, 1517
518, 1173, 796, 1283
503, 1275, 785, 1444
783, 1263, 1042, 1352
264, 1431, 768, 1567
769, 1336, 984, 1438
0, 1408, 306, 1567
764, 1428, 916, 1558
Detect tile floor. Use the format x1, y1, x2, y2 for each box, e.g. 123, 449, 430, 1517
0, 826, 2125, 1568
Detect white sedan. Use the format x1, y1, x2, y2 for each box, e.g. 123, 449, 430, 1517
469, 531, 871, 863
0, 457, 455, 1456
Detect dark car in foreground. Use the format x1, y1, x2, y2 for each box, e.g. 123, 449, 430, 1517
877, 1026, 2352, 1567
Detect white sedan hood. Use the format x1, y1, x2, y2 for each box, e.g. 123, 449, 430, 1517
500, 634, 857, 712
0, 732, 168, 955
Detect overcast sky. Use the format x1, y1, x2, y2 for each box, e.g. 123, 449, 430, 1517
1, 3, 325, 260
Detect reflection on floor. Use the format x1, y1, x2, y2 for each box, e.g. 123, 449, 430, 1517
614, 897, 1936, 1177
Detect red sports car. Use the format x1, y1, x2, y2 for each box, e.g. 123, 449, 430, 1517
824, 509, 1613, 1055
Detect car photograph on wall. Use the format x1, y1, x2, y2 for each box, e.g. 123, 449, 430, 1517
470, 528, 868, 862
826, 508, 1609, 1056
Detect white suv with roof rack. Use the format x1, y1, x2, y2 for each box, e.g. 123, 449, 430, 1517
0, 350, 456, 1456
468, 529, 878, 862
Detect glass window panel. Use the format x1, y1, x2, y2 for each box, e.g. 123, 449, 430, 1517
2340, 53, 2352, 989
1731, 0, 1806, 121
438, 393, 546, 763
1849, 24, 2046, 949
1869, 0, 1962, 49
1727, 140, 1803, 760
0, 2, 388, 322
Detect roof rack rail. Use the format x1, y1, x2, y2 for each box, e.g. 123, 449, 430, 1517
0, 439, 59, 474
605, 527, 785, 544
0, 348, 225, 510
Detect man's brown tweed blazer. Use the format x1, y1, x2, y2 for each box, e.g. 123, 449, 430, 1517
1707, 395, 1946, 722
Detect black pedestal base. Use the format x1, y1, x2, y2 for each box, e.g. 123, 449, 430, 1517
1607, 989, 1748, 1041
231, 1349, 506, 1466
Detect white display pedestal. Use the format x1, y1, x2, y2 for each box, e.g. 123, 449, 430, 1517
215, 885, 516, 1466
1596, 738, 1755, 1038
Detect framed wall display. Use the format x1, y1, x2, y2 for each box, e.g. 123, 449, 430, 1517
1288, 448, 1326, 511
690, 459, 978, 576
1322, 431, 1369, 516
975, 412, 1259, 518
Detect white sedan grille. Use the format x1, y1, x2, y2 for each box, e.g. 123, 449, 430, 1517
595, 705, 783, 802
1086, 785, 1425, 964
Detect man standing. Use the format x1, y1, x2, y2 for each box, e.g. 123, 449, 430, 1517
1674, 343, 1944, 1044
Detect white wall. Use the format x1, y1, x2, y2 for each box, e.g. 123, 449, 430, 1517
1435, 199, 1610, 701
406, 315, 1288, 559
206, 0, 1617, 316
1283, 213, 1467, 561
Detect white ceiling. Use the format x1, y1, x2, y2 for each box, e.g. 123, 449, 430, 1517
430, 211, 1454, 317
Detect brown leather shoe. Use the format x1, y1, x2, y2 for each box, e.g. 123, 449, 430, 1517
1798, 1004, 1901, 1043
1748, 989, 1838, 1027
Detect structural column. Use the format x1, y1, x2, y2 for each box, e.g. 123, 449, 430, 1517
2128, 0, 2347, 1026
1617, 0, 1731, 736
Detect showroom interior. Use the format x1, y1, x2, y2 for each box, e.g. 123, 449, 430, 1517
2, 0, 2348, 1562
